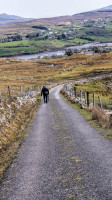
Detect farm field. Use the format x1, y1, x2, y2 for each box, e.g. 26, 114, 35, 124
0, 37, 93, 57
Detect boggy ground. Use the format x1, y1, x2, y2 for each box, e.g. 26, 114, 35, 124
0, 86, 112, 200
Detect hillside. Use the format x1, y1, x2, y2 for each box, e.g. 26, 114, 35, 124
0, 5, 112, 57
1, 5, 112, 27
97, 5, 112, 11
73, 5, 112, 20
0, 13, 33, 25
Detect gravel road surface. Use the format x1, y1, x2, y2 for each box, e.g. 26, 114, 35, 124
0, 85, 112, 200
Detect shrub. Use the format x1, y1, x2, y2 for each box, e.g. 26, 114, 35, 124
65, 49, 74, 56
92, 106, 111, 128
60, 88, 66, 95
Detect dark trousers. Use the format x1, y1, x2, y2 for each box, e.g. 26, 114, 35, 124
43, 95, 48, 103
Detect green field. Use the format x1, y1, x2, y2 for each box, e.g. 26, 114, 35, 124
69, 38, 90, 43
0, 38, 90, 56
0, 20, 112, 57
88, 35, 111, 42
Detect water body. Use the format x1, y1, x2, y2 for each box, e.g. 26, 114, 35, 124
13, 42, 112, 60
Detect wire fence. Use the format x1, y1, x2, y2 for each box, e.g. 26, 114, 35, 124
63, 83, 112, 113
0, 85, 42, 103
0, 85, 43, 124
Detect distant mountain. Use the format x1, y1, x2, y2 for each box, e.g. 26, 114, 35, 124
97, 5, 112, 11
72, 5, 112, 20
1, 5, 112, 27
0, 13, 33, 25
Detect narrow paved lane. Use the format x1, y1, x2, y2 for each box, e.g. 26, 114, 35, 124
0, 86, 112, 200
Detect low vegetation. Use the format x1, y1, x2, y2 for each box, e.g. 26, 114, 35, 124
0, 95, 40, 179
60, 88, 112, 142
91, 106, 111, 128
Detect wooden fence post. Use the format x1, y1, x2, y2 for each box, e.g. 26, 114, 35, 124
98, 96, 102, 109
87, 91, 89, 107
30, 89, 32, 97
29, 88, 31, 97
80, 90, 82, 102
74, 87, 76, 98
27, 88, 29, 96
66, 84, 67, 91
24, 88, 26, 97
20, 86, 22, 97
93, 93, 95, 107
84, 92, 86, 104
67, 85, 69, 92
0, 92, 1, 103
8, 86, 11, 97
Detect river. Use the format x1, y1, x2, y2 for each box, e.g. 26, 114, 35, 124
12, 42, 112, 60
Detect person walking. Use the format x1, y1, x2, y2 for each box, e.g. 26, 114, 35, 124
41, 86, 49, 103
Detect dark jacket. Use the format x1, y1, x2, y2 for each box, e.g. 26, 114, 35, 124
41, 87, 49, 96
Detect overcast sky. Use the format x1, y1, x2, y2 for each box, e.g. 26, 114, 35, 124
0, 0, 112, 18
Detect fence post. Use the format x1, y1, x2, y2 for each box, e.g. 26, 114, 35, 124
20, 86, 22, 97
38, 86, 39, 92
80, 90, 82, 102
67, 85, 69, 92
74, 87, 76, 98
87, 91, 89, 107
93, 93, 95, 107
84, 92, 86, 104
28, 88, 29, 96
66, 84, 67, 91
0, 92, 1, 103
98, 96, 102, 109
30, 88, 32, 97
8, 86, 11, 97
29, 88, 32, 97
24, 88, 26, 97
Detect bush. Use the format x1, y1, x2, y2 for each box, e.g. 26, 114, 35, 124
60, 88, 66, 95
92, 106, 110, 127
65, 49, 74, 56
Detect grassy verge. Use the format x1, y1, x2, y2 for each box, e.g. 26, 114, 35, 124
0, 96, 40, 180
60, 92, 112, 140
